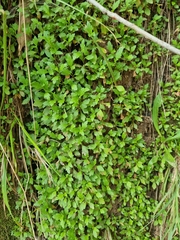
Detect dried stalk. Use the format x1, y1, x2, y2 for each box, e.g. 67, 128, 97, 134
87, 0, 180, 55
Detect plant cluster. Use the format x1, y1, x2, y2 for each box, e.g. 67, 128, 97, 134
0, 0, 180, 239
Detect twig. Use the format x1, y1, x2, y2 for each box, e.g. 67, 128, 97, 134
87, 0, 180, 55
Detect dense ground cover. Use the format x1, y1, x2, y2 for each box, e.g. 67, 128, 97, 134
0, 0, 180, 239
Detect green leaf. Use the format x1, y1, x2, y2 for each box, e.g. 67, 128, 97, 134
84, 21, 93, 36
147, 0, 153, 3
5, 86, 10, 95
80, 202, 86, 211
99, 197, 105, 204
79, 223, 83, 231
127, 54, 134, 61
44, 92, 50, 100
115, 85, 126, 93
48, 191, 56, 200
97, 165, 104, 172
165, 130, 180, 142
152, 93, 162, 136
104, 122, 113, 128
107, 41, 113, 52
135, 116, 142, 122
66, 54, 73, 67
115, 46, 124, 60
52, 76, 59, 84
163, 149, 176, 167
96, 191, 103, 198
72, 51, 82, 60
93, 227, 99, 238
145, 8, 150, 16
22, 96, 30, 105
76, 171, 83, 181
112, 0, 121, 11
126, 181, 132, 189
107, 166, 113, 175
82, 146, 89, 156
97, 109, 104, 120
71, 84, 78, 91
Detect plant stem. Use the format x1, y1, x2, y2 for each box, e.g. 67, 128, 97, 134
0, 10, 7, 113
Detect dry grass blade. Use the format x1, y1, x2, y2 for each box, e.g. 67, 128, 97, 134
153, 157, 180, 240
16, 116, 61, 179
17, 0, 31, 56
104, 228, 113, 240
0, 9, 8, 113
0, 146, 15, 221
33, 148, 53, 183
0, 142, 36, 239
19, 0, 36, 134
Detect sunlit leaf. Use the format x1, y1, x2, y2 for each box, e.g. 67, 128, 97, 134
152, 93, 162, 136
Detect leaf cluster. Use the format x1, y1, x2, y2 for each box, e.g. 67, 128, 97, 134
1, 0, 180, 239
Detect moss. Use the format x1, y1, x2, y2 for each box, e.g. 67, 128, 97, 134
0, 193, 17, 240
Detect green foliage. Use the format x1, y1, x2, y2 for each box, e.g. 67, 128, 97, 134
152, 58, 180, 239
0, 0, 180, 239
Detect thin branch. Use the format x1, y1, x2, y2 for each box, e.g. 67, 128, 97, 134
87, 0, 180, 55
